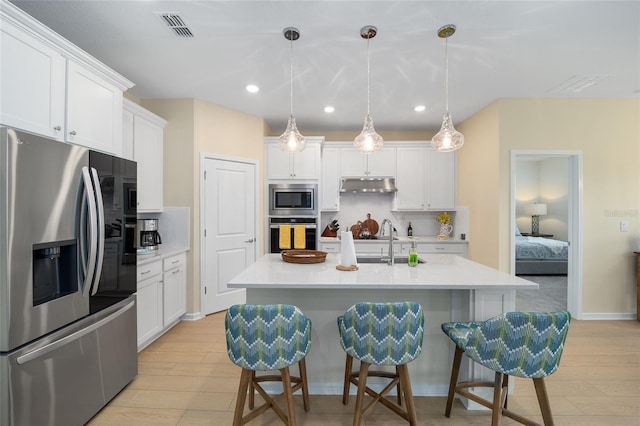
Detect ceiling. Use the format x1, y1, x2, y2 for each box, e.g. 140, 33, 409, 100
11, 1, 640, 134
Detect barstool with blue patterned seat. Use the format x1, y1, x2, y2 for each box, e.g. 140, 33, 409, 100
441, 310, 571, 426
337, 301, 424, 426
225, 304, 312, 426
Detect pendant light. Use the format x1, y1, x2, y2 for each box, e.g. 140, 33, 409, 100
278, 27, 306, 152
354, 25, 383, 153
431, 24, 464, 152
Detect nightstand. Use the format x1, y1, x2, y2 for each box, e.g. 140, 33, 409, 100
520, 233, 554, 238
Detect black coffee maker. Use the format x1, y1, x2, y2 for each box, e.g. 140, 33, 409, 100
135, 219, 162, 251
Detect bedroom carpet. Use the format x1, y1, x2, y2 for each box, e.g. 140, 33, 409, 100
516, 274, 567, 312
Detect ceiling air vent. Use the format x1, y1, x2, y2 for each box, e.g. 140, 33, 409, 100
155, 12, 194, 38
546, 75, 611, 94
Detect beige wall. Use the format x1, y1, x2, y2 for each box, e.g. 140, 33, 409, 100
141, 98, 265, 315
458, 98, 640, 315
457, 102, 502, 267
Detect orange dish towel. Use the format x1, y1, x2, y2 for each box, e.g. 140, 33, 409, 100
279, 225, 291, 249
294, 225, 306, 249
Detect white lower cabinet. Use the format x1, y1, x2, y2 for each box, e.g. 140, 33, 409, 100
320, 241, 401, 256
136, 251, 187, 351
136, 260, 163, 350
163, 253, 187, 326
400, 242, 467, 258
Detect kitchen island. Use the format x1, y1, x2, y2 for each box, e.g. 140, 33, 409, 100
228, 253, 538, 398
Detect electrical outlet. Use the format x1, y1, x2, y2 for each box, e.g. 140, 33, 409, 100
620, 221, 628, 232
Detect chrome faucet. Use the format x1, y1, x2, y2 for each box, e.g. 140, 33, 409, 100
380, 218, 394, 265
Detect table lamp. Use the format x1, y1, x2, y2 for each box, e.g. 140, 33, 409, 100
524, 203, 547, 234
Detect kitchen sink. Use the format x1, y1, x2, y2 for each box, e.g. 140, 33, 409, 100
356, 256, 425, 264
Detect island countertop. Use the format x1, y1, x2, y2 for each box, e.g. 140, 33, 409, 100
228, 253, 538, 290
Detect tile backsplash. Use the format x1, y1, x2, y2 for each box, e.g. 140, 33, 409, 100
319, 193, 469, 239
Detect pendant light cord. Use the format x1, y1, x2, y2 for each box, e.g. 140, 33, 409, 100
289, 37, 294, 116
366, 36, 371, 115
444, 36, 449, 113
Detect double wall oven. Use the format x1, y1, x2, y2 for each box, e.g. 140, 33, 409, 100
268, 183, 318, 253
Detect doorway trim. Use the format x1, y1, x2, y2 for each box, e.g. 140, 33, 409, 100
510, 150, 583, 319
199, 153, 259, 316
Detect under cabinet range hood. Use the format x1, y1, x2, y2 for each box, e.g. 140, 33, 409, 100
340, 177, 398, 193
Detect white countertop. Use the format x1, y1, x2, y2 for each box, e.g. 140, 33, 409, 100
320, 236, 467, 244
228, 253, 537, 290
136, 246, 189, 266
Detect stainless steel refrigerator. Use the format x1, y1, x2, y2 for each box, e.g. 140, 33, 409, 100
0, 127, 138, 425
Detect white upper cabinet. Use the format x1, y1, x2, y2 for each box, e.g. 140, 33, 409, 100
65, 61, 124, 155
0, 2, 133, 155
0, 17, 65, 139
265, 137, 323, 180
426, 148, 456, 210
124, 99, 167, 213
391, 143, 456, 211
320, 146, 340, 211
395, 145, 428, 210
340, 146, 396, 177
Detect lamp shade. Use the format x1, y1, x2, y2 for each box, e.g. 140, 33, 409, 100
524, 203, 547, 216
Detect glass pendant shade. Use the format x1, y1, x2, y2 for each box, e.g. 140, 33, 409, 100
278, 115, 306, 152
354, 114, 383, 153
431, 112, 464, 152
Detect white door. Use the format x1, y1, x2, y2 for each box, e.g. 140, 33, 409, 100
202, 156, 257, 314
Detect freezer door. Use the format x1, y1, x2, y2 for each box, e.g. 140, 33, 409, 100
0, 296, 137, 426
0, 128, 90, 352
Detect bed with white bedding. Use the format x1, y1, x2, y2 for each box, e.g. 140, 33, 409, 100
515, 235, 568, 275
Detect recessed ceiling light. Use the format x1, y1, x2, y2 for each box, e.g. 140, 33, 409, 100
245, 84, 259, 93
324, 106, 335, 113
414, 105, 426, 112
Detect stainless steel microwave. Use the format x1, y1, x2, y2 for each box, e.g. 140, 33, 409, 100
269, 183, 317, 216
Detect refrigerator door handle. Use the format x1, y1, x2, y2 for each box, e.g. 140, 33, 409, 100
90, 167, 105, 296
81, 166, 98, 294
16, 300, 136, 365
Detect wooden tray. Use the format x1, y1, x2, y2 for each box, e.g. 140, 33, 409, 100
281, 250, 328, 264
362, 213, 379, 236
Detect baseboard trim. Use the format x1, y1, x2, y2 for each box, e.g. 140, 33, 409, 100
181, 312, 204, 321
578, 312, 636, 320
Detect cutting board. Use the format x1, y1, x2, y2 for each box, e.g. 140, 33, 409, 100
361, 213, 379, 236
350, 221, 362, 239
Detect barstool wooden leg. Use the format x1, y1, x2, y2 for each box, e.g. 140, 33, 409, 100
395, 365, 402, 406
491, 372, 504, 426
232, 369, 252, 426
353, 362, 370, 426
248, 370, 256, 410
445, 346, 463, 417
343, 354, 353, 405
281, 367, 296, 426
299, 358, 310, 411
533, 377, 555, 426
398, 363, 417, 426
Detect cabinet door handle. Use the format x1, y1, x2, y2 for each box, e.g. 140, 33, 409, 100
54, 125, 61, 131
140, 269, 152, 275
245, 238, 254, 243
171, 269, 182, 276
69, 130, 77, 136
171, 260, 180, 264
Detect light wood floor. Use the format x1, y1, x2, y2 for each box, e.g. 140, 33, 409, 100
88, 313, 640, 425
